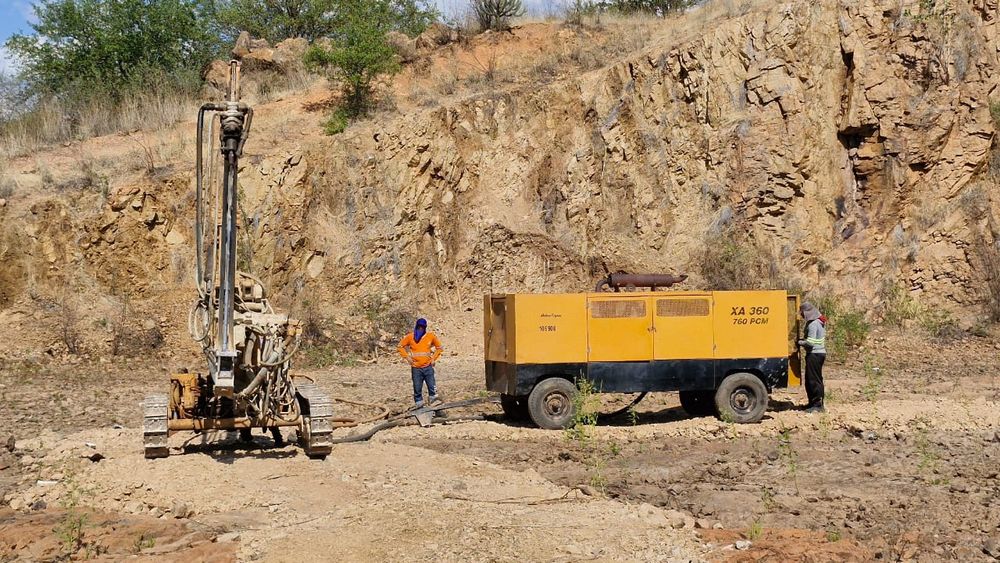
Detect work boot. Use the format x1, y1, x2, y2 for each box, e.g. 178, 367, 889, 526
429, 395, 442, 406
270, 427, 285, 447
804, 404, 826, 414
414, 401, 425, 409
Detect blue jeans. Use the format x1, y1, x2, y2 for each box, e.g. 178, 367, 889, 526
411, 366, 437, 404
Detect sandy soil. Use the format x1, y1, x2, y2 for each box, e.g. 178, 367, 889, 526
2, 331, 1000, 561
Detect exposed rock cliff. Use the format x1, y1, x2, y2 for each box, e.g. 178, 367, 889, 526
1, 0, 999, 359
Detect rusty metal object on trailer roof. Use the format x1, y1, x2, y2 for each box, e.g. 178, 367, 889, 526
594, 273, 688, 292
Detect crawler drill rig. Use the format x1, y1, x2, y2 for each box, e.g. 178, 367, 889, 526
142, 61, 333, 460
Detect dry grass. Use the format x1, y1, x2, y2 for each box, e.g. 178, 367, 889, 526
0, 89, 197, 160
695, 225, 792, 291
0, 70, 319, 161
959, 183, 1000, 321
0, 156, 13, 199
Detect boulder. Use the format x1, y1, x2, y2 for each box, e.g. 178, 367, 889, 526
203, 60, 231, 91
387, 31, 418, 63
273, 38, 309, 70
242, 47, 281, 73
232, 31, 253, 58
416, 22, 456, 50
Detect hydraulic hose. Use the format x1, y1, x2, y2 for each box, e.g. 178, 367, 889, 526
328, 415, 486, 444
194, 103, 219, 298
237, 106, 253, 156
188, 299, 211, 343
195, 106, 205, 294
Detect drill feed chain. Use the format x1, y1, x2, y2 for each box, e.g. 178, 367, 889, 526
296, 383, 333, 458
143, 393, 170, 459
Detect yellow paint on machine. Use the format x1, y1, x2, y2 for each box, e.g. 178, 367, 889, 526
485, 290, 802, 385
712, 291, 789, 359
587, 294, 652, 362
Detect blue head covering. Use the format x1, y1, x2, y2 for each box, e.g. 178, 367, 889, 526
414, 318, 427, 342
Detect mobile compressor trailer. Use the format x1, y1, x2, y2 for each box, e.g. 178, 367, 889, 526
484, 278, 802, 429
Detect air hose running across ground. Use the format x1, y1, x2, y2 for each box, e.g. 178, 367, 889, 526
294, 375, 648, 444
327, 396, 498, 444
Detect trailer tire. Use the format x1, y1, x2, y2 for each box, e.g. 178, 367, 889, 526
500, 394, 529, 421
527, 378, 577, 430
679, 390, 717, 417
715, 372, 768, 424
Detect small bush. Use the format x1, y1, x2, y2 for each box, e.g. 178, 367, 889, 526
322, 109, 350, 135
603, 0, 695, 16
55, 511, 88, 556
697, 227, 784, 291
132, 533, 156, 553
565, 0, 599, 26
957, 184, 1000, 322
304, 0, 402, 118
920, 309, 964, 340
878, 282, 921, 327
833, 310, 869, 353
811, 295, 869, 358
352, 293, 416, 358
990, 100, 1000, 131
472, 0, 524, 31
58, 295, 83, 355
565, 377, 600, 443
295, 300, 368, 367
860, 356, 883, 405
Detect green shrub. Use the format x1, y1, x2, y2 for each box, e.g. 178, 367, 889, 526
565, 377, 600, 443
860, 355, 883, 405
810, 295, 869, 358
833, 310, 870, 354
878, 282, 921, 327
214, 0, 436, 43
296, 299, 367, 367
304, 0, 402, 118
603, 0, 695, 16
920, 309, 964, 340
322, 109, 350, 135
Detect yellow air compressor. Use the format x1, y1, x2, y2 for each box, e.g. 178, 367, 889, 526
484, 274, 801, 428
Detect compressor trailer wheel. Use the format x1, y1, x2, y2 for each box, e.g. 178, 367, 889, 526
714, 372, 768, 424
527, 378, 577, 430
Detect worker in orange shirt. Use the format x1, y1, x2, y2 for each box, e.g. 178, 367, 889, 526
398, 318, 444, 408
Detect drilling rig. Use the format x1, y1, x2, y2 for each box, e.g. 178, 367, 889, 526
142, 61, 333, 460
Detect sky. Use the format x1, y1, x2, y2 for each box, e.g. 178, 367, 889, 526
0, 0, 35, 74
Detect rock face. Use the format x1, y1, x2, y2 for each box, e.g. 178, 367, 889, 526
297, 0, 1000, 314
1, 1, 998, 340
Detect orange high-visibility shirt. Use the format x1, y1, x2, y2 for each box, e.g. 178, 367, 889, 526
398, 331, 443, 368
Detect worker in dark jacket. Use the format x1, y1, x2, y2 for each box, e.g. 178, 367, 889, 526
797, 302, 826, 413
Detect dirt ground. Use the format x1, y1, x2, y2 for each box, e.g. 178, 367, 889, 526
1, 330, 1000, 561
